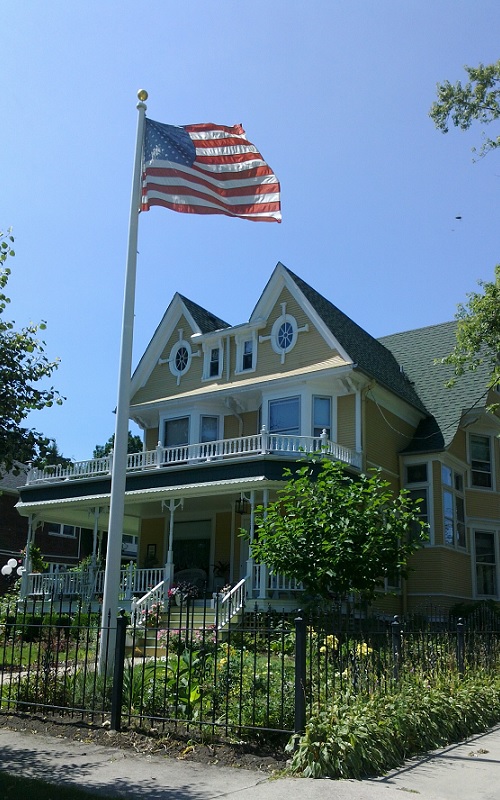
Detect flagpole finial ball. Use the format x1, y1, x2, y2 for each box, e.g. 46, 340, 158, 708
137, 89, 148, 102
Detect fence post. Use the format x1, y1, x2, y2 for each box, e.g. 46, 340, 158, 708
391, 615, 401, 683
456, 617, 465, 677
110, 610, 127, 731
294, 612, 307, 736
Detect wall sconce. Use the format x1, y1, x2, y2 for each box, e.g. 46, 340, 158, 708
235, 495, 250, 515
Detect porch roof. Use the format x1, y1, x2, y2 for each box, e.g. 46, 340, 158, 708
16, 470, 285, 531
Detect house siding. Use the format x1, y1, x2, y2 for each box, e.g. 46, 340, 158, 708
365, 397, 414, 477
254, 288, 335, 377
406, 547, 472, 605
132, 314, 202, 406
337, 395, 356, 450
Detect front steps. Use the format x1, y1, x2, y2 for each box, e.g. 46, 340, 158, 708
126, 600, 243, 658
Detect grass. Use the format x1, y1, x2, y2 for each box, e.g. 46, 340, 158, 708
0, 771, 120, 799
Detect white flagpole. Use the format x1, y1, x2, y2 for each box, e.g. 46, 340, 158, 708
98, 90, 148, 673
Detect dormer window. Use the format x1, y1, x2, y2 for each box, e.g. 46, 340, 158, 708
242, 340, 253, 370
169, 334, 192, 382
235, 333, 257, 374
202, 338, 223, 380
209, 347, 220, 377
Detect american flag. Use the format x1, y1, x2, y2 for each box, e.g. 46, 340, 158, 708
141, 119, 281, 223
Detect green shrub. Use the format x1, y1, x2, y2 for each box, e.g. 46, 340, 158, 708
287, 673, 500, 778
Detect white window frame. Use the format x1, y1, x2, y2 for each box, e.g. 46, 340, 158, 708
312, 395, 332, 439
235, 333, 257, 374
473, 528, 499, 598
468, 433, 494, 490
46, 523, 77, 539
163, 415, 190, 448
268, 395, 301, 435
271, 314, 298, 357
441, 464, 466, 550
404, 460, 433, 545
169, 338, 192, 379
200, 415, 219, 443
202, 338, 223, 381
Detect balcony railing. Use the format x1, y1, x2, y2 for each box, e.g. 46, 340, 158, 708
26, 428, 362, 485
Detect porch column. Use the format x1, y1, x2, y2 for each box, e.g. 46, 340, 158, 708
246, 490, 256, 597
258, 489, 269, 600
162, 498, 183, 590
20, 514, 37, 598
91, 507, 101, 566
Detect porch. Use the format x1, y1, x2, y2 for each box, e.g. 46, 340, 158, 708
20, 562, 303, 624
24, 428, 362, 486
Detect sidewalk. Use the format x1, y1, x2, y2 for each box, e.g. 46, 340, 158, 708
0, 723, 499, 799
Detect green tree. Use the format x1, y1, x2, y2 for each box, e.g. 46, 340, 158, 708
441, 265, 500, 397
248, 459, 428, 602
93, 431, 143, 459
0, 230, 64, 474
429, 59, 500, 158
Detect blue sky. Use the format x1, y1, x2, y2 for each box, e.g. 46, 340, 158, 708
2, 1, 499, 461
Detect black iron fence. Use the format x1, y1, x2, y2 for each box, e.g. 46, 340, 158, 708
1, 596, 500, 740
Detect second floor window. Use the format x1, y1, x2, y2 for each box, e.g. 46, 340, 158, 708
470, 434, 492, 488
242, 340, 253, 370
313, 396, 331, 438
442, 465, 466, 549
164, 416, 189, 448
269, 396, 300, 435
209, 347, 220, 377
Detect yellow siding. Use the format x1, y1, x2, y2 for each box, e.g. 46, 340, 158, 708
337, 395, 355, 450
254, 287, 336, 377
213, 512, 231, 566
132, 314, 203, 405
466, 489, 500, 520
145, 428, 159, 450
364, 398, 414, 477
139, 518, 164, 568
223, 410, 259, 439
448, 429, 467, 462
406, 547, 472, 598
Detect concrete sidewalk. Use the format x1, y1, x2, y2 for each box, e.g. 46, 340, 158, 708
0, 724, 499, 799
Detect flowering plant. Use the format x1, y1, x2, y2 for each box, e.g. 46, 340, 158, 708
168, 582, 199, 601
139, 601, 164, 626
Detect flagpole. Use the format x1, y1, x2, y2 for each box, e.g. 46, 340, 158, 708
99, 90, 148, 673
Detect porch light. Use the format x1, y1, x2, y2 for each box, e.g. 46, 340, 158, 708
235, 495, 250, 515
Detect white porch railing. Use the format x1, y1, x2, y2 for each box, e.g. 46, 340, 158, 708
24, 567, 164, 602
25, 430, 362, 484
216, 578, 246, 629
252, 564, 303, 595
130, 580, 165, 623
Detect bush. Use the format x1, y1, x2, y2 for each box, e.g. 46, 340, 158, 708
287, 673, 500, 778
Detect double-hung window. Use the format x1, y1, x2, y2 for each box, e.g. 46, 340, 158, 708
164, 417, 189, 448
200, 416, 218, 443
475, 531, 497, 596
470, 434, 492, 488
269, 396, 300, 435
442, 465, 466, 549
405, 463, 429, 543
313, 396, 331, 438
209, 347, 220, 378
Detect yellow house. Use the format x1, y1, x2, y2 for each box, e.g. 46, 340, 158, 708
16, 263, 500, 614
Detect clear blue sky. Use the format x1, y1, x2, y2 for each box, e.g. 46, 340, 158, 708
2, 1, 499, 461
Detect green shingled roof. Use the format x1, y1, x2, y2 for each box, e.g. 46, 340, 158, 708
179, 294, 231, 334
379, 321, 490, 453
284, 265, 491, 454
283, 265, 427, 413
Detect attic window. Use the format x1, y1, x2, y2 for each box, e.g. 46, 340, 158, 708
169, 335, 192, 382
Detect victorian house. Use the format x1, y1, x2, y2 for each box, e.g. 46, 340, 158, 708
15, 263, 500, 616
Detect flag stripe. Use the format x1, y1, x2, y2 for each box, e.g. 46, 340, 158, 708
142, 119, 281, 222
